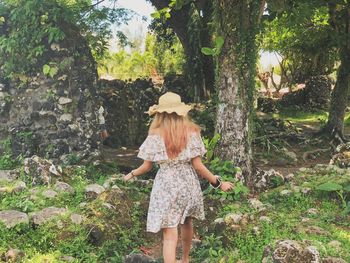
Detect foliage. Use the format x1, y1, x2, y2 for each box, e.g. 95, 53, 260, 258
261, 1, 337, 83
97, 33, 185, 79
0, 0, 133, 80
202, 134, 248, 201
191, 234, 225, 261
201, 36, 224, 57
0, 138, 22, 169
316, 182, 350, 213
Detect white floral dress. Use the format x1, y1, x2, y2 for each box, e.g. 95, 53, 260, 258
137, 133, 207, 233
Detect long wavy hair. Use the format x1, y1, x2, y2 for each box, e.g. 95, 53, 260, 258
149, 112, 201, 159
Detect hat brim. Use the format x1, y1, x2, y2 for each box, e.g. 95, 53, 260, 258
145, 104, 192, 116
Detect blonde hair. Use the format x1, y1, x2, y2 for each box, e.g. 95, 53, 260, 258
149, 112, 201, 159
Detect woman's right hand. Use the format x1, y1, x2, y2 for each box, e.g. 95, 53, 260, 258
220, 181, 234, 192
123, 172, 134, 182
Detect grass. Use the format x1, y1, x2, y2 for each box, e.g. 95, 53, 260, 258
268, 108, 350, 126
191, 167, 350, 263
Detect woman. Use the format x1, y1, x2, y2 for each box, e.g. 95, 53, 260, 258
124, 92, 233, 263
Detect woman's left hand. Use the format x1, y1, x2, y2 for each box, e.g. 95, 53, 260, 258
220, 181, 234, 192
123, 172, 134, 182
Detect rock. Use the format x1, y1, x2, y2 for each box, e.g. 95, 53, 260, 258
285, 173, 295, 181
12, 180, 26, 193
58, 97, 72, 105
322, 257, 347, 263
291, 185, 301, 193
192, 238, 201, 249
327, 240, 342, 250
42, 189, 58, 199
4, 248, 25, 262
281, 147, 298, 162
280, 189, 293, 196
262, 240, 322, 263
85, 184, 105, 199
248, 198, 266, 212
70, 213, 84, 225
59, 113, 73, 122
29, 207, 67, 225
329, 142, 350, 168
0, 210, 29, 228
59, 255, 76, 262
213, 218, 226, 233
102, 202, 115, 210
0, 170, 17, 182
303, 246, 321, 262
124, 253, 156, 263
307, 208, 318, 215
254, 168, 285, 191
252, 226, 260, 235
301, 187, 311, 194
224, 213, 243, 225
24, 155, 62, 185
301, 217, 311, 223
54, 181, 75, 194
86, 224, 104, 246
298, 226, 330, 236
111, 185, 123, 193
103, 177, 118, 189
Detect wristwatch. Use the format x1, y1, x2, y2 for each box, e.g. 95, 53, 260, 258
210, 175, 222, 189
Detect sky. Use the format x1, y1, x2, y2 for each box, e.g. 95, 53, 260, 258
105, 0, 155, 52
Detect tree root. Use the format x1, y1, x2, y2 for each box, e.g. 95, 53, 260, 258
302, 147, 332, 162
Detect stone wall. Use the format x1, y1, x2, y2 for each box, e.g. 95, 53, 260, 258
0, 24, 101, 163
99, 78, 160, 147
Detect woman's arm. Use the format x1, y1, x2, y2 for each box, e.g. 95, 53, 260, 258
124, 160, 153, 181
191, 156, 234, 191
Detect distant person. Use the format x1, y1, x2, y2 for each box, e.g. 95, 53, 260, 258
124, 92, 234, 263
98, 106, 109, 140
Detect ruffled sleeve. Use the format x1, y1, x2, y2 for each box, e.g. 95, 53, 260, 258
137, 135, 168, 162
187, 133, 207, 159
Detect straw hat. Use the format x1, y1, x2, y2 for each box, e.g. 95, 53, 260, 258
146, 92, 192, 116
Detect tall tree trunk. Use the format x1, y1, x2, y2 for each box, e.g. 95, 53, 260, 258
214, 0, 264, 186
324, 2, 350, 142
149, 0, 215, 101
324, 50, 350, 141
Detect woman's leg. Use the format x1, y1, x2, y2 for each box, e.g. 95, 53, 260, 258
180, 217, 193, 263
162, 227, 178, 263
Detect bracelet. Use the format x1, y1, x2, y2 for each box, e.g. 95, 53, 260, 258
210, 175, 222, 189
131, 170, 136, 177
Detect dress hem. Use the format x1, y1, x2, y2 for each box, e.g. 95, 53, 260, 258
146, 214, 205, 233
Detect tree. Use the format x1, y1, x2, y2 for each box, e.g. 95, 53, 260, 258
261, 1, 337, 85
148, 0, 215, 101
323, 1, 350, 142
0, 0, 133, 80
214, 0, 265, 186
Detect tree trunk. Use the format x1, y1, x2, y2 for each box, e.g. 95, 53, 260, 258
324, 49, 350, 141
214, 0, 264, 186
149, 0, 215, 101
323, 2, 350, 142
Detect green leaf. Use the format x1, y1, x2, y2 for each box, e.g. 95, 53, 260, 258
43, 64, 50, 75
150, 11, 161, 19
215, 36, 224, 49
343, 184, 350, 192
49, 67, 58, 78
316, 182, 343, 192
201, 47, 214, 56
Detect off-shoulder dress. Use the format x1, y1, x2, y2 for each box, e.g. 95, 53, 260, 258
137, 133, 207, 233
